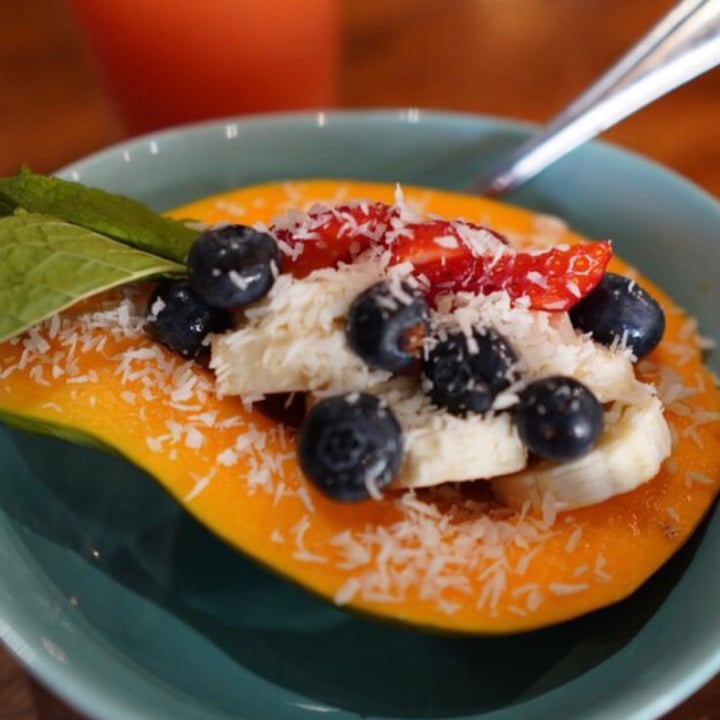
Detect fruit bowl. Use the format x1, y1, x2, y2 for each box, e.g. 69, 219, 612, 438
0, 110, 718, 720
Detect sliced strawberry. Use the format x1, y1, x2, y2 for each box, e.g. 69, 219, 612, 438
272, 202, 397, 278
272, 200, 611, 311
388, 219, 509, 290
391, 222, 611, 309
458, 241, 613, 310
389, 221, 475, 282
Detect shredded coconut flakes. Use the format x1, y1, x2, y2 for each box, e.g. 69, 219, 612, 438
2, 191, 718, 624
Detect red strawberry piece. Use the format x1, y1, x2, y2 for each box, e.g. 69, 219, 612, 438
391, 222, 611, 310
272, 202, 397, 278
388, 220, 476, 291
272, 199, 611, 312
459, 240, 613, 310
388, 219, 509, 287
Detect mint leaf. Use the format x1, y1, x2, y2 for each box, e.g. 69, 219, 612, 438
0, 213, 185, 342
0, 171, 197, 263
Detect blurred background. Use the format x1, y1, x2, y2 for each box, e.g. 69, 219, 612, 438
1, 0, 719, 718
2, 0, 719, 196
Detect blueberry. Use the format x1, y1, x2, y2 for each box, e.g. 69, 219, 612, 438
515, 376, 603, 462
146, 280, 231, 358
297, 393, 403, 502
346, 281, 430, 372
421, 326, 517, 415
187, 224, 281, 308
569, 273, 665, 359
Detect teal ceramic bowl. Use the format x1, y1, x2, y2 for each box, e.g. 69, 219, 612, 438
1, 111, 718, 720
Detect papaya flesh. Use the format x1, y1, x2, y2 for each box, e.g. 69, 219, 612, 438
0, 180, 718, 634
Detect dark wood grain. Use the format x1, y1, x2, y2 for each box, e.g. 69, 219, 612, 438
0, 0, 718, 718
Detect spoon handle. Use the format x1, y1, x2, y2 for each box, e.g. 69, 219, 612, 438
472, 0, 720, 196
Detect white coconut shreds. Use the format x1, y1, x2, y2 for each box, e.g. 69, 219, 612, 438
1, 191, 718, 621
2, 280, 718, 618
330, 489, 565, 614
431, 289, 647, 406
211, 258, 397, 398
1, 284, 594, 616
266, 184, 509, 265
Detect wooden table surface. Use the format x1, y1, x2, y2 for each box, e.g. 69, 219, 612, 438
1, 0, 718, 718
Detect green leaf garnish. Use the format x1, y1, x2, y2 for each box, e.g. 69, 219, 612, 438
0, 213, 185, 343
0, 170, 197, 263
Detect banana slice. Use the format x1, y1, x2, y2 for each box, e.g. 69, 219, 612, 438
491, 396, 671, 512
210, 262, 668, 504
437, 294, 638, 405
211, 261, 391, 396
371, 377, 527, 488
395, 413, 527, 488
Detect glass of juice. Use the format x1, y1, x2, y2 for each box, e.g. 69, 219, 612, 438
66, 0, 340, 136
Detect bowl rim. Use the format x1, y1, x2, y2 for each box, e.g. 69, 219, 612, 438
56, 108, 720, 208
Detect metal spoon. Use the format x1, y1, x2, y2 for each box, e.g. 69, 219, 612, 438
471, 0, 720, 197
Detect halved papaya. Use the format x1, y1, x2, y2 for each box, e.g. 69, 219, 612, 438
0, 180, 717, 634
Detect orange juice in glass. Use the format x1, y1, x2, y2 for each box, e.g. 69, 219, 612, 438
67, 0, 340, 136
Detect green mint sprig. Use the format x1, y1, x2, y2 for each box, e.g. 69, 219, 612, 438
0, 171, 197, 343
0, 169, 197, 262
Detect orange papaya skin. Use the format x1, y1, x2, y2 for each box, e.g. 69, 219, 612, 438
0, 180, 718, 634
